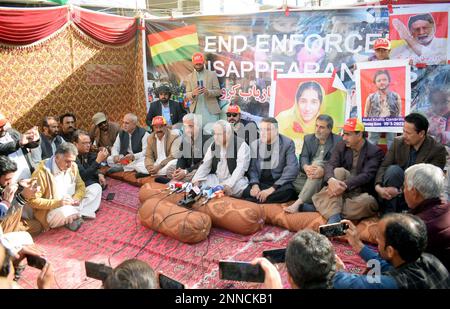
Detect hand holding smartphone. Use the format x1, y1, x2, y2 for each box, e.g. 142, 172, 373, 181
159, 273, 185, 289
319, 222, 349, 237
26, 255, 47, 270
262, 248, 286, 264
219, 260, 265, 283
85, 261, 113, 281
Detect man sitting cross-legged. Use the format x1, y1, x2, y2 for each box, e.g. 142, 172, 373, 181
106, 113, 150, 175
241, 117, 298, 204
192, 120, 250, 197
28, 143, 101, 232
312, 118, 384, 223
144, 116, 180, 177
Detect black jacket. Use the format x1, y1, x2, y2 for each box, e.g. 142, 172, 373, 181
324, 140, 384, 195
145, 99, 187, 128
76, 152, 100, 187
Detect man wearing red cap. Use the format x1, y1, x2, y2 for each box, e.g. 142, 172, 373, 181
144, 116, 180, 176
312, 118, 384, 223
226, 104, 259, 146
185, 52, 221, 133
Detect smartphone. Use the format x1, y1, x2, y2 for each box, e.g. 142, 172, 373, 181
319, 222, 349, 237
262, 248, 286, 264
85, 261, 113, 281
159, 273, 185, 289
197, 80, 204, 88
106, 193, 115, 201
26, 255, 47, 270
219, 261, 265, 283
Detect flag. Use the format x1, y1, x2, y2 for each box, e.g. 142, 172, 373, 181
147, 24, 199, 67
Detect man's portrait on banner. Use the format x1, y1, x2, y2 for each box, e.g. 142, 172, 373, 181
390, 7, 449, 65
356, 60, 410, 133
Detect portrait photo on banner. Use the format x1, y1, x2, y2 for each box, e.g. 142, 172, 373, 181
356, 59, 411, 133
270, 73, 347, 154
389, 4, 450, 65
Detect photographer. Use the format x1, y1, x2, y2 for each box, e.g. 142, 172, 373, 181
0, 243, 54, 289
335, 215, 450, 289
1, 156, 41, 235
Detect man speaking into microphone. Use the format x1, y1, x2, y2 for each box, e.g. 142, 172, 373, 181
191, 121, 250, 198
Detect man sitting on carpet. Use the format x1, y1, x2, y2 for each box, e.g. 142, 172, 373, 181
1, 156, 41, 236
73, 130, 108, 189
312, 118, 384, 224
285, 114, 342, 213
103, 258, 158, 289
375, 113, 447, 214
144, 116, 180, 177
30, 116, 65, 165
0, 114, 40, 184
167, 113, 212, 182
89, 112, 121, 153
29, 143, 102, 232
403, 163, 450, 271
58, 113, 77, 143
106, 113, 150, 175
335, 214, 450, 289
192, 120, 250, 197
242, 117, 298, 203
252, 229, 337, 289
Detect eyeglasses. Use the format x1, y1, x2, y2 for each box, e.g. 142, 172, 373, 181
226, 113, 238, 117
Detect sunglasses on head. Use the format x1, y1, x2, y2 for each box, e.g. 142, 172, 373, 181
227, 113, 238, 117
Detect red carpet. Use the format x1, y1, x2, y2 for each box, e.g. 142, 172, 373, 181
19, 179, 370, 289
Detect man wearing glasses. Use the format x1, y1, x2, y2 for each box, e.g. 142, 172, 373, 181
89, 112, 120, 153
226, 105, 259, 146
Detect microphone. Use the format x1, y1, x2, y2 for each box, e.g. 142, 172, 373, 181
168, 182, 184, 195
201, 185, 225, 205
177, 185, 201, 208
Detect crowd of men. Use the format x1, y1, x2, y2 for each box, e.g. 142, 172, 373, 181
0, 50, 449, 289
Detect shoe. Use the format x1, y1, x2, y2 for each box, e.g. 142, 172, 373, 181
105, 166, 124, 174
135, 172, 150, 179
155, 176, 170, 184
65, 218, 84, 232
